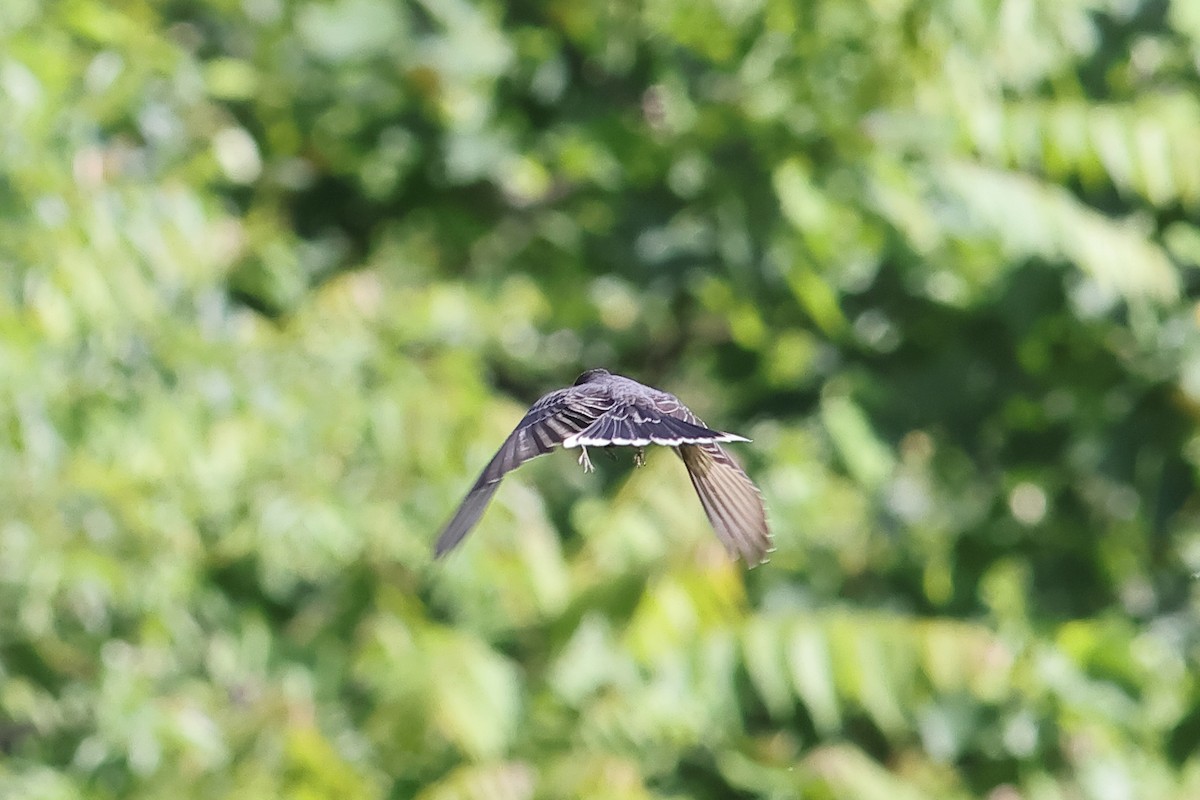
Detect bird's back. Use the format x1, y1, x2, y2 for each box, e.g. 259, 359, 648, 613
600, 373, 669, 405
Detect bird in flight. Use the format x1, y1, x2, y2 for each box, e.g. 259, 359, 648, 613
435, 368, 772, 564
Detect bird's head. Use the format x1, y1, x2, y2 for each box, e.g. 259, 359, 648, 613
573, 368, 611, 385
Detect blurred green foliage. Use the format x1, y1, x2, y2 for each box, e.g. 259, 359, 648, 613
2, 0, 1200, 798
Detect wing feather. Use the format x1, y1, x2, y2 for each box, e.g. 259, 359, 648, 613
660, 399, 772, 564
434, 387, 611, 557
679, 442, 772, 565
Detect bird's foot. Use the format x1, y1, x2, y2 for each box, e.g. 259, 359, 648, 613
634, 447, 646, 468
578, 446, 594, 473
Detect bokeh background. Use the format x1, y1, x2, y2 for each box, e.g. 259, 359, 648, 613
4, 0, 1200, 798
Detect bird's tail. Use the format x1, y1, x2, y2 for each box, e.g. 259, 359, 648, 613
565, 405, 748, 449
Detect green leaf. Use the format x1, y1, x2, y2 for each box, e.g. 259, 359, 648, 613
820, 391, 896, 491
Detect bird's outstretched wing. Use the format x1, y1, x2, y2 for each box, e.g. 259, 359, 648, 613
434, 386, 612, 557
663, 401, 772, 564
678, 443, 772, 564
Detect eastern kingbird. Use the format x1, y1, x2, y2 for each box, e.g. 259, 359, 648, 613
435, 368, 772, 564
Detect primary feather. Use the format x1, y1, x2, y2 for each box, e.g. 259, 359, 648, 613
433, 385, 610, 556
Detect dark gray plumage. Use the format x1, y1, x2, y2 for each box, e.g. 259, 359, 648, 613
434, 368, 772, 564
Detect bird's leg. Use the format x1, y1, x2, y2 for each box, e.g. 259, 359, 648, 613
634, 446, 646, 468
578, 445, 594, 473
